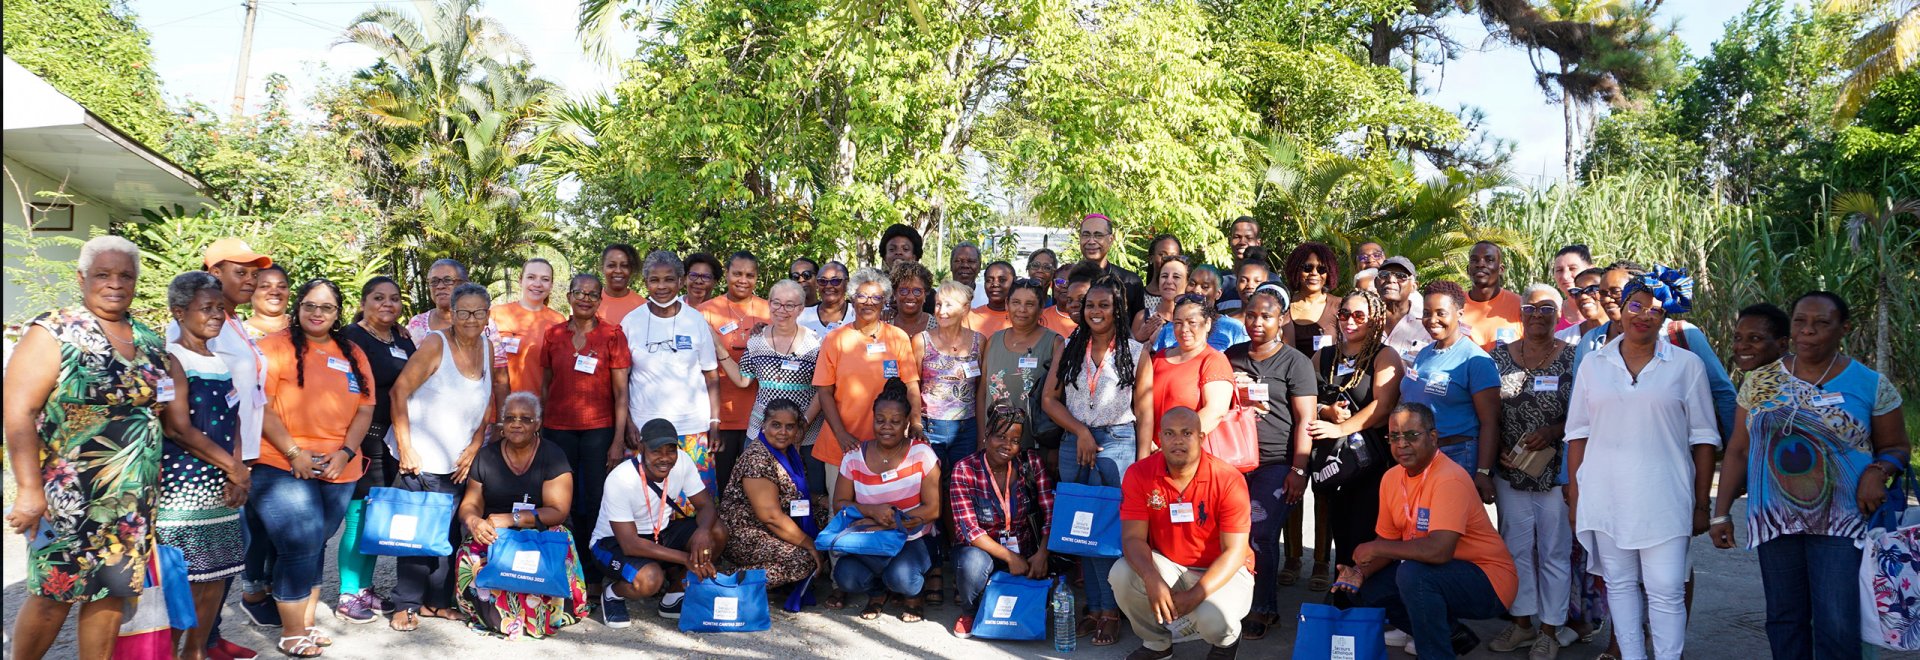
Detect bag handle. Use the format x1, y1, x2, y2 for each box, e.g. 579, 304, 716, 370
1867, 469, 1920, 532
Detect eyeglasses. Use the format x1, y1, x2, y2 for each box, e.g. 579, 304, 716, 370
789, 270, 815, 281
1384, 430, 1429, 446
1336, 309, 1371, 322
1520, 303, 1558, 316
1568, 285, 1600, 297
853, 294, 886, 305
1377, 271, 1410, 283
645, 340, 682, 353
1358, 251, 1385, 261
817, 277, 846, 288
1054, 278, 1069, 287
1600, 287, 1625, 300
428, 277, 462, 288
770, 301, 804, 312
299, 303, 340, 316
1013, 278, 1043, 288
501, 415, 537, 425
568, 290, 602, 299
1625, 300, 1667, 318
1078, 230, 1111, 241
686, 273, 715, 283
896, 287, 926, 298
452, 309, 488, 321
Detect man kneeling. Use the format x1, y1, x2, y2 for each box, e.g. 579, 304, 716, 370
1110, 407, 1254, 660
590, 418, 724, 627
1336, 403, 1517, 658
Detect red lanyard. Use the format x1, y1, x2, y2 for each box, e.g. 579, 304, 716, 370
1086, 347, 1106, 401
634, 458, 672, 542
988, 461, 1015, 535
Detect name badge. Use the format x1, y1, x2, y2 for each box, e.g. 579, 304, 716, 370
156, 377, 177, 403
675, 335, 693, 351
501, 336, 522, 354
346, 373, 363, 395
1313, 334, 1334, 351
1532, 375, 1560, 392
883, 359, 899, 379
866, 342, 886, 355
788, 499, 810, 517
512, 501, 536, 516
1336, 362, 1355, 377
574, 355, 599, 374
780, 359, 802, 372
882, 469, 899, 482
1496, 328, 1518, 345
1423, 373, 1450, 397
1416, 507, 1431, 532
964, 361, 982, 378
389, 346, 409, 360
1247, 383, 1270, 402
1169, 502, 1196, 524
1812, 392, 1845, 407
1018, 356, 1039, 370
1000, 534, 1020, 554
225, 388, 241, 410
719, 321, 739, 336
327, 356, 352, 373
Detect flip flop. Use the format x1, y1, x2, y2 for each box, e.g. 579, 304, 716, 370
859, 597, 885, 620
1092, 612, 1123, 647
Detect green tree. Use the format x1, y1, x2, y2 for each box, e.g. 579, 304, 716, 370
1824, 0, 1920, 124
1, 0, 174, 145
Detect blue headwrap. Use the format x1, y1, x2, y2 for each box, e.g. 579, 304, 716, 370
1621, 265, 1694, 316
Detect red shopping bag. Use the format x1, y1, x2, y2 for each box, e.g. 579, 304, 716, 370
1205, 405, 1261, 472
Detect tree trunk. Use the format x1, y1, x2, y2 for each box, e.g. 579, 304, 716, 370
1562, 60, 1575, 181
1876, 224, 1891, 375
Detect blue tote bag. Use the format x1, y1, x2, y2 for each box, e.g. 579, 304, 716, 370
814, 506, 908, 556
970, 572, 1049, 641
359, 477, 458, 557
474, 528, 573, 598
154, 544, 197, 630
1293, 602, 1388, 660
1048, 480, 1122, 558
680, 570, 771, 633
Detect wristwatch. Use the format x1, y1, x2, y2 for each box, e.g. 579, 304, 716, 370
1475, 468, 1492, 477
1290, 465, 1308, 477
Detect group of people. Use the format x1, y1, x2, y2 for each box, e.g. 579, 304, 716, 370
3, 210, 1909, 660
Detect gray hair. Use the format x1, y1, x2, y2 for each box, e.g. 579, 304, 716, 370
821, 260, 848, 277
450, 282, 491, 308
1391, 402, 1436, 433
849, 267, 892, 300
642, 250, 684, 279
768, 279, 806, 303
502, 391, 542, 420
935, 280, 973, 307
167, 271, 223, 309
78, 235, 141, 277
953, 242, 981, 258
428, 258, 469, 280
1523, 283, 1564, 304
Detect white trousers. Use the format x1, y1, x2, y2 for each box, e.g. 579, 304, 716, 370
1587, 532, 1689, 660
1496, 481, 1571, 626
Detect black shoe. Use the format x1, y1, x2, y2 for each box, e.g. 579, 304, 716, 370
1450, 624, 1482, 656
240, 595, 281, 627
1206, 640, 1240, 659
1124, 646, 1174, 660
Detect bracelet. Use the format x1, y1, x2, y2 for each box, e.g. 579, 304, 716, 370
281, 445, 303, 461
1709, 515, 1731, 526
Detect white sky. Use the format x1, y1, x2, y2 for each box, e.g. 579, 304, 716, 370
129, 0, 1759, 186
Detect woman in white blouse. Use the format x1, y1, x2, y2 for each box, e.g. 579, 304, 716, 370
1564, 267, 1718, 660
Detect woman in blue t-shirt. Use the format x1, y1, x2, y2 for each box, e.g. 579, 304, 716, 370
1401, 280, 1501, 504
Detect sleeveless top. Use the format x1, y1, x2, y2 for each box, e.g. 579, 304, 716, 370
918, 330, 982, 421
1063, 338, 1145, 428
982, 328, 1060, 417
164, 344, 239, 459
740, 326, 824, 445
403, 331, 493, 475
1315, 345, 1391, 474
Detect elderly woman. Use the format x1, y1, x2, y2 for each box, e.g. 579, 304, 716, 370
1402, 280, 1501, 504
799, 261, 852, 336
1131, 255, 1189, 343
453, 392, 587, 639
245, 264, 291, 339
406, 258, 508, 403
334, 276, 416, 622
832, 379, 943, 622
713, 281, 824, 487
920, 281, 985, 469
1225, 284, 1320, 640
622, 250, 723, 491
254, 278, 376, 656
4, 237, 169, 660
1485, 284, 1578, 658
814, 268, 924, 495
888, 260, 934, 337
1711, 292, 1909, 660
489, 259, 565, 398
539, 273, 632, 594
718, 400, 828, 591
948, 402, 1055, 639
159, 272, 255, 660
1565, 266, 1720, 660
683, 252, 723, 309
389, 282, 498, 631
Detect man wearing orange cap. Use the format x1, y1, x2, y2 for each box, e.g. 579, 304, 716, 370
163, 237, 273, 660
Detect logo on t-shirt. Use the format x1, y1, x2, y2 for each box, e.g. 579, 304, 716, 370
1415, 507, 1431, 532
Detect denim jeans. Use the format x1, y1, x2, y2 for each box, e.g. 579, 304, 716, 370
1358, 559, 1509, 660
390, 472, 463, 611
1059, 424, 1137, 612
1438, 439, 1479, 472
924, 417, 979, 468
543, 427, 615, 584
833, 536, 933, 597
1758, 534, 1865, 660
951, 545, 1011, 611
1245, 462, 1296, 616
249, 465, 354, 602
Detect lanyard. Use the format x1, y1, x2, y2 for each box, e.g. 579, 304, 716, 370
228, 317, 265, 373
761, 435, 818, 534
631, 457, 676, 542
1086, 346, 1106, 402
987, 460, 1016, 536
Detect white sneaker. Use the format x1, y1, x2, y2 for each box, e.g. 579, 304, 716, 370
1383, 628, 1412, 647
1405, 639, 1417, 656
1554, 626, 1578, 647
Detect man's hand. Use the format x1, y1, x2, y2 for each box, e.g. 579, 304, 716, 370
1473, 473, 1496, 504
1024, 550, 1050, 579
686, 531, 719, 580
1170, 586, 1206, 619
1144, 578, 1178, 624
1352, 541, 1379, 567
1332, 565, 1365, 593
1006, 555, 1030, 578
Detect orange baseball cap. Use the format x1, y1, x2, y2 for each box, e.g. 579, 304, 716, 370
203, 238, 271, 269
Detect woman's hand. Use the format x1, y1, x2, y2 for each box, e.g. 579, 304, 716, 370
321, 449, 352, 481
1521, 428, 1553, 451
1857, 466, 1890, 516
1307, 419, 1346, 440
468, 517, 498, 546
856, 503, 896, 528
289, 450, 320, 480
453, 444, 481, 483
6, 490, 46, 535
1285, 469, 1308, 505
1708, 519, 1735, 549
398, 447, 422, 475
224, 470, 251, 508
1326, 400, 1353, 424
1472, 474, 1496, 505
1076, 432, 1099, 468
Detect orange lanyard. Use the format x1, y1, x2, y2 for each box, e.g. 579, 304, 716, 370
988, 461, 1015, 535
634, 458, 673, 542
1086, 347, 1107, 401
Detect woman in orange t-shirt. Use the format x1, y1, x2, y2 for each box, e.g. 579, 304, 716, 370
812, 268, 923, 498
253, 278, 375, 657
488, 259, 565, 398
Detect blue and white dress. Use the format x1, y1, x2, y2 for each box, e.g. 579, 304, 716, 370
155, 344, 245, 582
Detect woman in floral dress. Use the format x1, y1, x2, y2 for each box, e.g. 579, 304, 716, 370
5, 237, 169, 659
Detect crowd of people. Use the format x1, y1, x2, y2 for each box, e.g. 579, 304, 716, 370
3, 211, 1910, 660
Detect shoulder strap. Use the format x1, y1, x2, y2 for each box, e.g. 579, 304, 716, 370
1665, 321, 1688, 351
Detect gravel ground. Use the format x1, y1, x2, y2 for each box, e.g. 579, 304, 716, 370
5, 478, 1783, 659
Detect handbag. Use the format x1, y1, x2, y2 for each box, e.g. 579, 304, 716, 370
112, 552, 176, 660
815, 506, 909, 556
1204, 404, 1261, 473
155, 545, 197, 631
1047, 474, 1123, 558
680, 570, 771, 633
360, 474, 458, 557
970, 572, 1050, 640
1024, 332, 1064, 450
474, 528, 574, 598
1861, 471, 1920, 651
1292, 598, 1389, 660
1309, 351, 1379, 489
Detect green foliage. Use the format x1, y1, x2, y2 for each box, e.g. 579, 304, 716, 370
1, 0, 174, 145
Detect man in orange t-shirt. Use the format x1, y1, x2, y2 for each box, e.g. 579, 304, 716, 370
699, 251, 769, 497
1338, 402, 1515, 659
1111, 407, 1255, 660
1461, 241, 1524, 350
489, 259, 566, 400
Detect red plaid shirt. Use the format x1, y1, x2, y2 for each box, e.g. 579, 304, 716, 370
948, 450, 1054, 552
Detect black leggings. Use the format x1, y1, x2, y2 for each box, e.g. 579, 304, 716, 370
543, 427, 615, 583
1319, 466, 1388, 566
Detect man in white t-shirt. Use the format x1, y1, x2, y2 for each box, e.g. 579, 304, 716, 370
591, 419, 721, 627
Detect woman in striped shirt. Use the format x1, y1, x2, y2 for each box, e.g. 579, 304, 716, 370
830, 378, 942, 623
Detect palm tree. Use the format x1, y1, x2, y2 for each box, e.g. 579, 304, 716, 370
1833, 191, 1920, 375
1823, 0, 1919, 125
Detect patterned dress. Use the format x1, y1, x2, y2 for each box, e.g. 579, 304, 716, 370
1490, 342, 1575, 490
26, 308, 169, 602
740, 326, 824, 445
454, 527, 590, 640
719, 440, 826, 588
155, 345, 245, 581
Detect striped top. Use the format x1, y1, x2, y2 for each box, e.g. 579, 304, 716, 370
839, 441, 941, 540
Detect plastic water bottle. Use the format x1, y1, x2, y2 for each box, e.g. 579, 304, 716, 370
1052, 576, 1076, 652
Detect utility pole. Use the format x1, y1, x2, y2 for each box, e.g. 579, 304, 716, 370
230, 0, 259, 117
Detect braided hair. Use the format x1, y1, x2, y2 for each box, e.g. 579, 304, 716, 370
1057, 274, 1136, 392
289, 278, 368, 390
985, 397, 1029, 442
1328, 289, 1389, 396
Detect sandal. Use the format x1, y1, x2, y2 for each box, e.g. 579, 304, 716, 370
305, 627, 332, 647
1242, 614, 1272, 641
389, 609, 419, 632
1278, 558, 1302, 586
1091, 612, 1122, 647
823, 590, 848, 610
276, 635, 322, 658
1308, 565, 1334, 592
922, 573, 944, 606
859, 597, 886, 620
900, 598, 925, 623
421, 606, 468, 623
1076, 613, 1102, 638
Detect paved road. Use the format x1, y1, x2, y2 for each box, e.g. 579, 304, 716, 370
4, 486, 1784, 659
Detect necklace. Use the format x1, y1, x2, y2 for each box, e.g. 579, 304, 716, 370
359, 320, 395, 344
505, 437, 541, 474
97, 316, 134, 344
1788, 354, 1839, 389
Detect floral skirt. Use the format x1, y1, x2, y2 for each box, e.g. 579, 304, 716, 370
454, 527, 589, 640
680, 431, 714, 493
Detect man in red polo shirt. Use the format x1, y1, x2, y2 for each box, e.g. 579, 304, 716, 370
1110, 407, 1254, 660
1336, 402, 1516, 659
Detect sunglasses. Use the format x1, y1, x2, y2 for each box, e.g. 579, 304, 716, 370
1384, 430, 1429, 446
1520, 303, 1558, 316
789, 270, 815, 281
1625, 300, 1667, 318
1298, 264, 1327, 275
1336, 309, 1371, 322
1568, 285, 1600, 297
817, 277, 846, 288
1053, 278, 1068, 287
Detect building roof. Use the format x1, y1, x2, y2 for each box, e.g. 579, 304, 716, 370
3, 56, 208, 215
